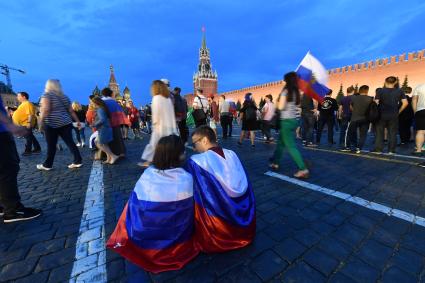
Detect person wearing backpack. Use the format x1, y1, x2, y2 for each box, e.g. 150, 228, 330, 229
238, 93, 258, 147
373, 76, 408, 154
173, 87, 189, 144
192, 88, 209, 128
346, 85, 373, 153
208, 95, 219, 137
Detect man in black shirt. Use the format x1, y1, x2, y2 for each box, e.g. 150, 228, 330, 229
374, 76, 408, 154
347, 85, 373, 153
316, 90, 338, 145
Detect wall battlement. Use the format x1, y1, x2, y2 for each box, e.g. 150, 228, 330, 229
218, 48, 425, 104
328, 49, 425, 75
220, 79, 284, 96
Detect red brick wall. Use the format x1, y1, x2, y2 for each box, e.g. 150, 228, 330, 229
219, 49, 425, 102
193, 78, 218, 97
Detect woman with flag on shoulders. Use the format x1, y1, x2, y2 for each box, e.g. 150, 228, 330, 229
107, 135, 199, 273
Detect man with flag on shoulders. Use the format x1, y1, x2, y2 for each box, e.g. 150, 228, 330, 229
185, 126, 256, 253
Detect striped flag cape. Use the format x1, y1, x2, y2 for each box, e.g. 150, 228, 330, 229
107, 167, 199, 273
102, 97, 130, 127
185, 148, 256, 253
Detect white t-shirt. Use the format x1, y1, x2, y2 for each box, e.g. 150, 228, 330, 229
413, 83, 425, 112
192, 95, 209, 113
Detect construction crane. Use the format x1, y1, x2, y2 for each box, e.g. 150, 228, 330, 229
0, 64, 25, 91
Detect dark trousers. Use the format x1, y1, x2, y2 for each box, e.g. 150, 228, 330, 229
347, 120, 369, 149
0, 132, 24, 215
316, 115, 335, 144
261, 120, 272, 140
195, 118, 207, 129
109, 126, 126, 156
73, 127, 86, 144
339, 116, 350, 146
375, 117, 398, 152
229, 116, 233, 136
220, 115, 231, 137
177, 119, 189, 143
43, 124, 82, 168
24, 129, 41, 153
301, 112, 315, 143
399, 117, 413, 143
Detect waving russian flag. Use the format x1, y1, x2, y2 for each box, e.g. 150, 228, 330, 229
185, 148, 256, 253
106, 167, 199, 273
296, 51, 330, 103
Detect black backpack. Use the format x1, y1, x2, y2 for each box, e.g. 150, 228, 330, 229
366, 101, 380, 123
174, 94, 187, 118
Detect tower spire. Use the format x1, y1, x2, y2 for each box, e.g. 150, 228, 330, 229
193, 27, 218, 96
109, 64, 117, 84
201, 26, 206, 49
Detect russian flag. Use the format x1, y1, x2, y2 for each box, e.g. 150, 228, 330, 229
102, 97, 130, 127
106, 167, 199, 273
296, 51, 330, 103
185, 148, 256, 253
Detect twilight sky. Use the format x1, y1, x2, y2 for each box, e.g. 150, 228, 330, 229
1, 0, 425, 106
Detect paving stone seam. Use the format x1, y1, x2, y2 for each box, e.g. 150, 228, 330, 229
69, 160, 107, 282
265, 171, 425, 228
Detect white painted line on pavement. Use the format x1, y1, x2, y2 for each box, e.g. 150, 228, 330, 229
265, 171, 425, 228
69, 161, 107, 283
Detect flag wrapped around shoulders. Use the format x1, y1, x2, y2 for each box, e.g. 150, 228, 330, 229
102, 97, 130, 127
106, 167, 199, 273
296, 51, 330, 103
185, 148, 256, 253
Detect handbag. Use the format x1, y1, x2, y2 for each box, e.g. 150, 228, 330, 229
192, 96, 207, 121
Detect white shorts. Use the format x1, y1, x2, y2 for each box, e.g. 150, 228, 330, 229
209, 120, 217, 129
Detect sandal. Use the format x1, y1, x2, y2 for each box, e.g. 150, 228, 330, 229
269, 163, 279, 170
294, 169, 309, 179
109, 155, 119, 165
137, 161, 151, 168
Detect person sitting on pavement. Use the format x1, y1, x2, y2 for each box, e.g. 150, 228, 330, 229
107, 135, 199, 273
185, 126, 256, 253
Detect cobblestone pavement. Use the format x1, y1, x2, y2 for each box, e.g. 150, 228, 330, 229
1, 128, 425, 283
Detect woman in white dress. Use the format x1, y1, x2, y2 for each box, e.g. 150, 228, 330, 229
138, 80, 178, 167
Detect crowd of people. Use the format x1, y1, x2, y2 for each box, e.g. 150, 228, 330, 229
1, 73, 424, 274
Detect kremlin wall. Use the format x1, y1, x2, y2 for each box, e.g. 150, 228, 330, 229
217, 49, 425, 103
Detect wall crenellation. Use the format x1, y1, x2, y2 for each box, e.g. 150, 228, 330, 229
329, 49, 425, 75
220, 79, 284, 96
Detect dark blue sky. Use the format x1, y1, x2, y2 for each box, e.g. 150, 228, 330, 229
1, 0, 425, 106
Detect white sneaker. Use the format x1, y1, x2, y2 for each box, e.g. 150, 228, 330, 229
81, 142, 85, 147
76, 143, 81, 147
37, 164, 52, 171
68, 163, 83, 169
